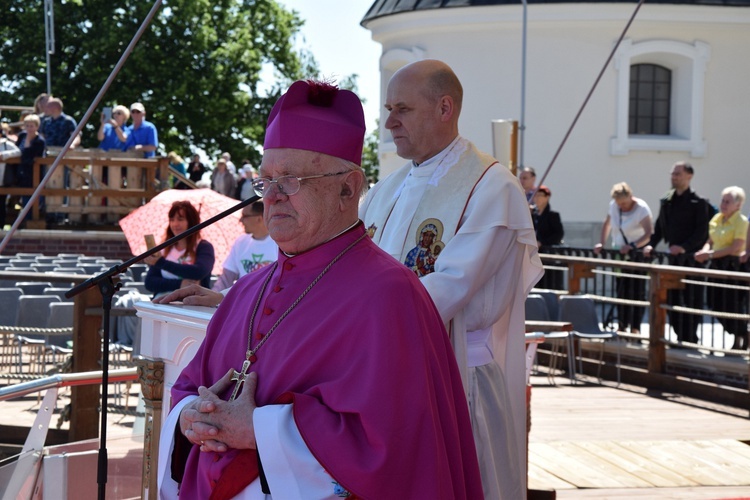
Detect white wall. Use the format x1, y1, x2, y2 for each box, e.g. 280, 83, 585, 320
365, 3, 750, 231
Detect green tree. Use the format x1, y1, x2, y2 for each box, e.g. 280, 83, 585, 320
0, 0, 321, 164
361, 121, 379, 185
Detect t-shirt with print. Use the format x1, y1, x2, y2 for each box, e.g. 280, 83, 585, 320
223, 234, 278, 278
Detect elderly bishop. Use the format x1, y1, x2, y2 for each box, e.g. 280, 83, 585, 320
157, 80, 483, 499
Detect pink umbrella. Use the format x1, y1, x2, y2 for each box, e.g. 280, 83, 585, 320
119, 189, 246, 275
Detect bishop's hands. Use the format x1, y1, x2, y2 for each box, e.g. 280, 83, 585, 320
153, 284, 225, 307
179, 368, 259, 452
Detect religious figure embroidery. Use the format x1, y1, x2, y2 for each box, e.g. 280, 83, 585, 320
404, 218, 445, 277
240, 253, 274, 274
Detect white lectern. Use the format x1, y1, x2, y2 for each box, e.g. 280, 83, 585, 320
136, 301, 214, 427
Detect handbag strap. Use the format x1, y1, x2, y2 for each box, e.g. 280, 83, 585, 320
618, 207, 630, 245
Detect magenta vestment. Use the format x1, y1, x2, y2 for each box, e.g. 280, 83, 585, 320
170, 223, 482, 499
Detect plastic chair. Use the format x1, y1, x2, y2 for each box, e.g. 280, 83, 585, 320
559, 295, 621, 385
526, 294, 575, 384
77, 256, 104, 263
14, 295, 62, 374
0, 288, 24, 372
15, 282, 53, 295
34, 256, 58, 264
43, 287, 74, 302
4, 266, 38, 273
0, 288, 24, 326
53, 267, 87, 275
0, 279, 18, 289
52, 260, 81, 268
31, 263, 58, 273
8, 259, 37, 269
533, 290, 562, 321
45, 302, 74, 372
97, 259, 124, 268
80, 264, 105, 275
128, 264, 148, 282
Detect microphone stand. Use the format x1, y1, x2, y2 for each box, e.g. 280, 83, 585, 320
65, 194, 260, 499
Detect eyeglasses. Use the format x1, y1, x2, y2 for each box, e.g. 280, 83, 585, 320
113, 111, 123, 116
131, 110, 143, 114
251, 171, 350, 197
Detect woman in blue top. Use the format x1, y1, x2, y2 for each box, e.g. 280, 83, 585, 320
97, 105, 129, 151
144, 200, 215, 297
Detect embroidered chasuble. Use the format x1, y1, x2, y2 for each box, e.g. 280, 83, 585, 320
364, 137, 495, 386
164, 224, 482, 499
366, 137, 494, 264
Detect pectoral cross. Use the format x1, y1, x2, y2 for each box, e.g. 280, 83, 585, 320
230, 358, 252, 401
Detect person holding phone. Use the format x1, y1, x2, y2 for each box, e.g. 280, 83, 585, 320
143, 200, 215, 298
97, 104, 129, 151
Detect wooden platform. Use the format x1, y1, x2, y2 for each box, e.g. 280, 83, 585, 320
1, 374, 749, 498
528, 373, 750, 498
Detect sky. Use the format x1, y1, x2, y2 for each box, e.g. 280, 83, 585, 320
277, 0, 382, 132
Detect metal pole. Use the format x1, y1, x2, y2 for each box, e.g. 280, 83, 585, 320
44, 0, 55, 95
519, 0, 528, 169
534, 0, 645, 192
0, 0, 164, 255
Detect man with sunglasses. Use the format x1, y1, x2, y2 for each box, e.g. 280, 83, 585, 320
157, 80, 482, 499
124, 102, 158, 158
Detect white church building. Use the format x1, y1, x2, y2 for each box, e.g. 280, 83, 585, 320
361, 0, 750, 246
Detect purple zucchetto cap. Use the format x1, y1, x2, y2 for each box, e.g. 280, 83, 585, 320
263, 80, 366, 165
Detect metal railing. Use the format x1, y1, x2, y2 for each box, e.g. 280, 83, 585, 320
0, 367, 138, 401
538, 247, 749, 412
1, 152, 171, 228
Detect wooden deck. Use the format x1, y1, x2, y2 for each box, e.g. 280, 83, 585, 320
528, 372, 750, 499
1, 373, 749, 499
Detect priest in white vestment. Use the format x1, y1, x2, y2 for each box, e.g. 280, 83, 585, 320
360, 59, 543, 500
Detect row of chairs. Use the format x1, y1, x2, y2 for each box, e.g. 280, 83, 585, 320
0, 279, 149, 296
0, 293, 74, 375
0, 281, 148, 377
0, 286, 72, 327
0, 253, 148, 282
0, 264, 149, 282
526, 292, 621, 385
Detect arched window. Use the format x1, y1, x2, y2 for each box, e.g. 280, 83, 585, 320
611, 39, 710, 157
629, 63, 671, 135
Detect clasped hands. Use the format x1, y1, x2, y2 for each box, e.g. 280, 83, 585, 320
179, 369, 259, 453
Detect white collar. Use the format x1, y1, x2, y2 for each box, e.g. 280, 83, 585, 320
392, 136, 467, 201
